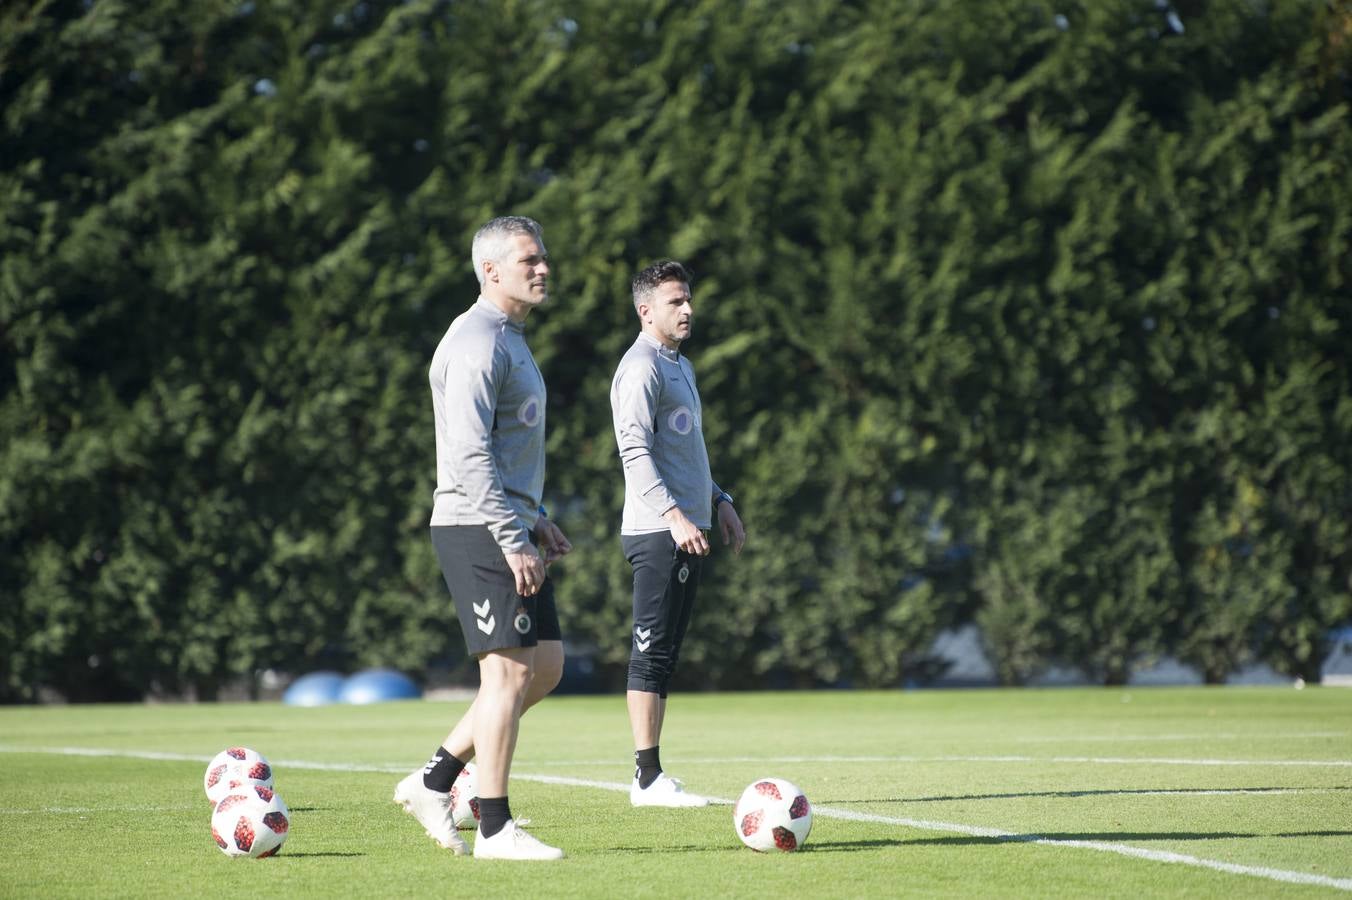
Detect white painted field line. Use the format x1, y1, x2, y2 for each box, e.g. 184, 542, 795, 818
823, 807, 1352, 892
5, 785, 1323, 816
1014, 731, 1347, 743
519, 753, 1352, 768
1046, 755, 1352, 767
1075, 788, 1343, 797
1, 805, 197, 815
9, 745, 1350, 769
3, 746, 1349, 892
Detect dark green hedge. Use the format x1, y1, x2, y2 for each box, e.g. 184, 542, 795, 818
2, 0, 1348, 700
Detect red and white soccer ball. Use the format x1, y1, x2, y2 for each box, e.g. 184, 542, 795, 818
211, 784, 290, 858
451, 762, 480, 829
204, 747, 274, 805
733, 777, 813, 852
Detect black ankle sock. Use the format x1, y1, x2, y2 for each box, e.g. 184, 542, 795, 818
478, 796, 511, 838
635, 746, 661, 789
421, 746, 467, 793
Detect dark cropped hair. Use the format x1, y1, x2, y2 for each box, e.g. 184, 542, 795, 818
631, 260, 691, 310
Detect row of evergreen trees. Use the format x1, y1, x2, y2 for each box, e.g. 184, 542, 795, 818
2, 0, 1349, 701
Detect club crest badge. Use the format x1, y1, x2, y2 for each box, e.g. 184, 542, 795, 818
513, 606, 532, 634
517, 396, 542, 427
668, 406, 695, 435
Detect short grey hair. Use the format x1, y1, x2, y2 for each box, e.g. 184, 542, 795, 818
471, 216, 544, 286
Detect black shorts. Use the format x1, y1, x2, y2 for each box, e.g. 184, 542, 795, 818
430, 525, 561, 656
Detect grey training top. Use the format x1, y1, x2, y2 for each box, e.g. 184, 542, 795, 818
610, 332, 721, 535
429, 296, 545, 554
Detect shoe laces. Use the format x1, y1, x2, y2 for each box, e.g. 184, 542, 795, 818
508, 819, 548, 846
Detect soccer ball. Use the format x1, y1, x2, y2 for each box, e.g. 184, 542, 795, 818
211, 785, 290, 858
451, 762, 480, 829
204, 747, 274, 805
733, 777, 813, 852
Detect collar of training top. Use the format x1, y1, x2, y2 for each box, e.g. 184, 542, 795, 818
637, 331, 680, 361
474, 295, 526, 332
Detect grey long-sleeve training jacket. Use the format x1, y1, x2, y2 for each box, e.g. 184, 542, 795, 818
429, 297, 545, 555
610, 332, 721, 535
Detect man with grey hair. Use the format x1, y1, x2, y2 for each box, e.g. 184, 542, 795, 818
610, 259, 746, 808
393, 215, 570, 860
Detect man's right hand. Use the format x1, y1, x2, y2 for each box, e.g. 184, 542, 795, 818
505, 546, 546, 596
664, 508, 710, 556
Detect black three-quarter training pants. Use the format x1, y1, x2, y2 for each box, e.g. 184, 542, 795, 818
623, 530, 704, 698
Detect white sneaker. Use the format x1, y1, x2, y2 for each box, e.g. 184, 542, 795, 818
393, 770, 468, 855
630, 772, 710, 807
472, 819, 564, 860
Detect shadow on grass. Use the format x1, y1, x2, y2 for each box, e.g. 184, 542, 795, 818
823, 786, 1352, 804
279, 851, 366, 858
602, 841, 910, 854
603, 844, 726, 853
796, 838, 910, 852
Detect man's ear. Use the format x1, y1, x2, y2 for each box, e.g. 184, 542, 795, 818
636, 301, 650, 323
482, 259, 498, 284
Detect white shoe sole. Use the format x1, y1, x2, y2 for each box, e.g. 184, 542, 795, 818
472, 846, 565, 860
393, 774, 468, 855
630, 775, 711, 807
472, 821, 564, 860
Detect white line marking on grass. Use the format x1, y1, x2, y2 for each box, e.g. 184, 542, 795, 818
12, 747, 1340, 797
1047, 756, 1352, 768
14, 745, 1351, 771
517, 754, 1352, 768
0, 805, 196, 815
1014, 731, 1347, 743
0, 746, 410, 773
822, 808, 1352, 892
506, 772, 634, 792
662, 754, 1352, 768
1093, 788, 1342, 797
4, 746, 1350, 892
3, 747, 215, 764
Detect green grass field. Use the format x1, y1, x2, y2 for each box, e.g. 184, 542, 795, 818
2, 687, 1349, 898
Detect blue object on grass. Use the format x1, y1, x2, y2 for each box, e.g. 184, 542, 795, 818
339, 668, 421, 704
282, 670, 345, 707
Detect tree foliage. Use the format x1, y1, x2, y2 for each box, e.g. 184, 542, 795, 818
2, 0, 1349, 700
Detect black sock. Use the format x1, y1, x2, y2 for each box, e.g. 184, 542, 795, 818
421, 746, 466, 793
478, 796, 511, 838
635, 746, 661, 789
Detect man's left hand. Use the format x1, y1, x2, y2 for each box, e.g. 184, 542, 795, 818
537, 516, 573, 565
717, 502, 745, 555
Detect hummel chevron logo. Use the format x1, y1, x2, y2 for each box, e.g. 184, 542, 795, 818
474, 600, 495, 635
635, 626, 651, 652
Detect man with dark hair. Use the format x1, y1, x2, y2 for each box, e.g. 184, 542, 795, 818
609, 259, 746, 807
393, 215, 570, 860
